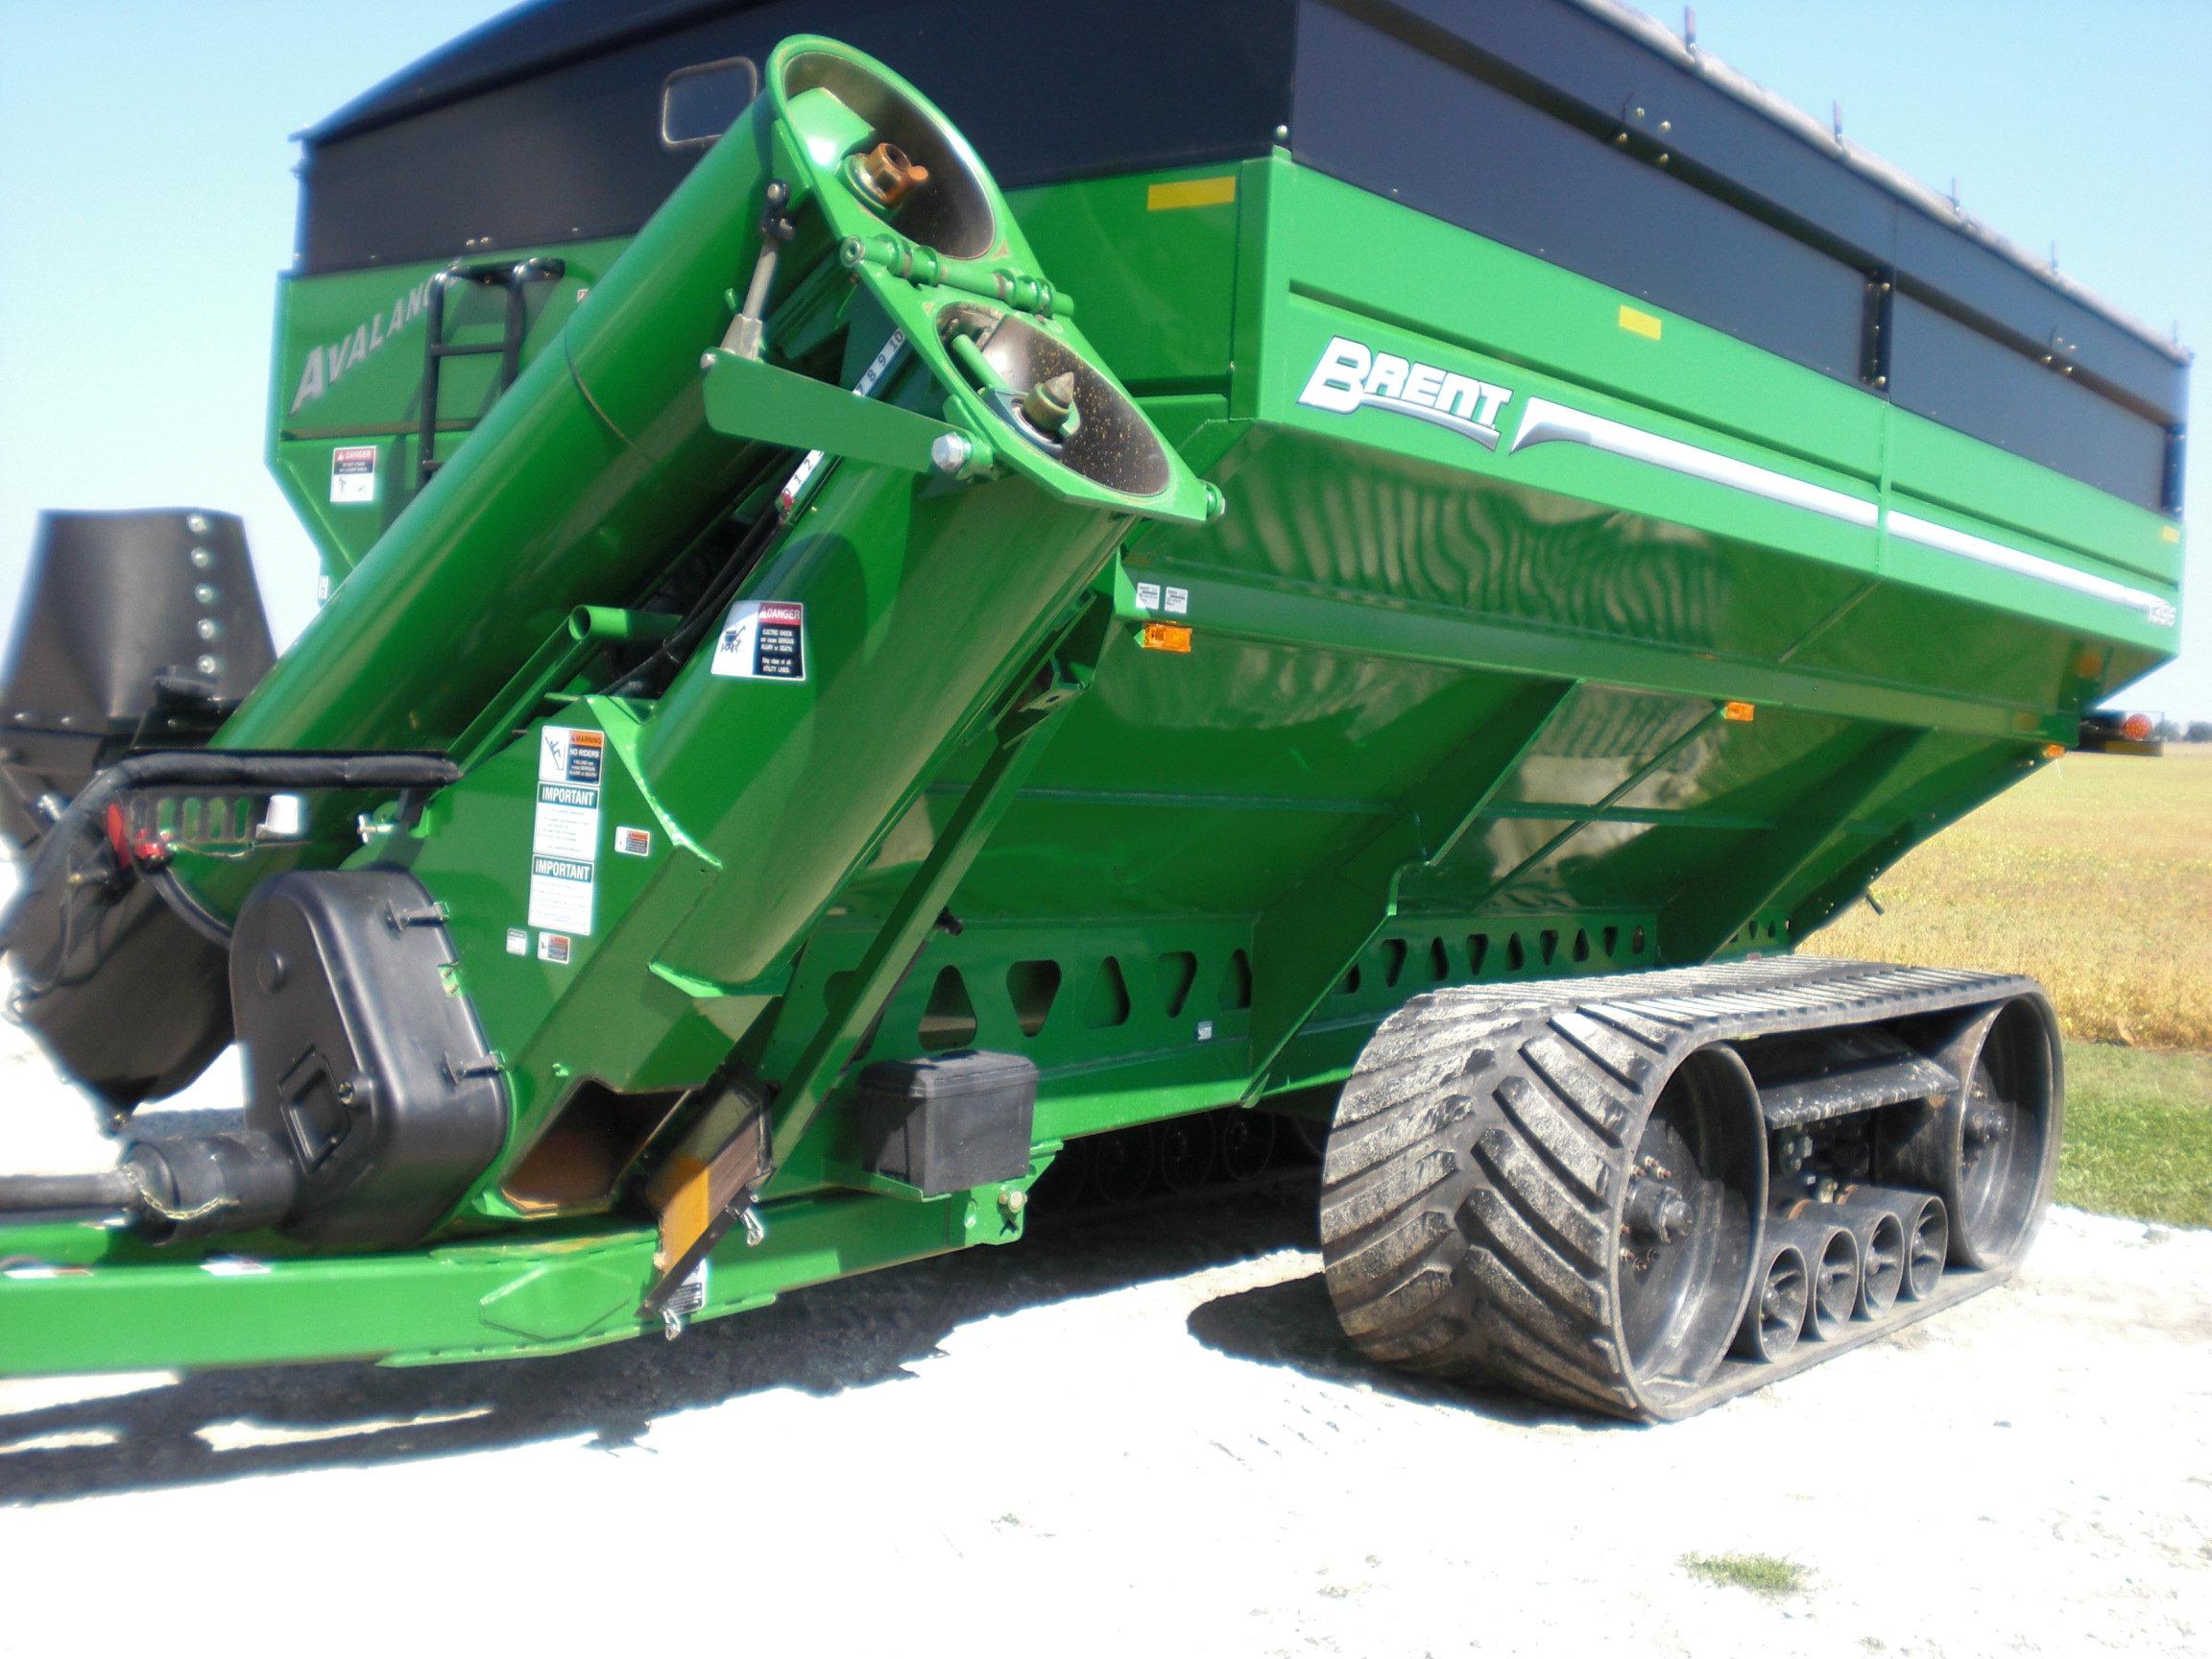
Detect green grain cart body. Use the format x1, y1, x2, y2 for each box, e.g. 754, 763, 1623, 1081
0, 0, 2186, 1418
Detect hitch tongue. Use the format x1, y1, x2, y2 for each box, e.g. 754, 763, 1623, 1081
0, 1166, 140, 1222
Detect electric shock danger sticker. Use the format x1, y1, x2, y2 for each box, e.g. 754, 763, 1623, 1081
529, 728, 603, 936
710, 600, 806, 682
330, 445, 378, 504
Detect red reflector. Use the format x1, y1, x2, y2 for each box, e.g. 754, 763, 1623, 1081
2121, 712, 2154, 742
2042, 743, 2066, 759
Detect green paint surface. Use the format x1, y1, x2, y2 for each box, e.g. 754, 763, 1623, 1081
0, 46, 2184, 1378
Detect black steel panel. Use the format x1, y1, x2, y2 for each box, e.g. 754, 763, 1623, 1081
1358, 0, 1898, 256
293, 0, 2186, 510
1291, 0, 1865, 381
1889, 295, 2169, 509
300, 0, 1295, 274
310, 0, 740, 141
1892, 211, 2185, 422
1356, 0, 2184, 422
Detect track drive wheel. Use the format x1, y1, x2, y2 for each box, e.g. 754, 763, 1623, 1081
1886, 997, 2062, 1269
1318, 997, 1767, 1421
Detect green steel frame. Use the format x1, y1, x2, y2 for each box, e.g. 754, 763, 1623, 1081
0, 38, 2183, 1379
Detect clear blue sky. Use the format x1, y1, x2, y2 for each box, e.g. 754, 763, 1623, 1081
1, 0, 2203, 715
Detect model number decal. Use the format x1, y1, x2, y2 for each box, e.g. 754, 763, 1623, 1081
1298, 334, 1514, 449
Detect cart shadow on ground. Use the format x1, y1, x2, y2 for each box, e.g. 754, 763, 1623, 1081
0, 1179, 1596, 1505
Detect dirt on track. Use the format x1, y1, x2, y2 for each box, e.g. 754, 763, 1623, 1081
2, 1037, 2208, 1659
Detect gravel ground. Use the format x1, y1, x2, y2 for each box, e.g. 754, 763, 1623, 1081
2, 1026, 2208, 1656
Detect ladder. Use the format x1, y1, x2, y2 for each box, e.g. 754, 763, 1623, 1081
416, 257, 566, 489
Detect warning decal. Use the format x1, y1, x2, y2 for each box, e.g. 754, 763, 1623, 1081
710, 600, 806, 682
331, 445, 378, 504
529, 727, 602, 935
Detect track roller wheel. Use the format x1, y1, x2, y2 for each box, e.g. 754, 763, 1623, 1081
1886, 997, 2061, 1270
1088, 1124, 1156, 1204
1156, 1114, 1217, 1193
1773, 1214, 1860, 1340
1828, 1203, 1905, 1317
1848, 1186, 1951, 1300
1905, 1197, 1949, 1299
1319, 997, 1767, 1422
1732, 1240, 1808, 1361
1218, 1110, 1278, 1182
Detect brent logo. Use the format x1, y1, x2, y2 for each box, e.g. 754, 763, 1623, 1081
1297, 334, 1514, 449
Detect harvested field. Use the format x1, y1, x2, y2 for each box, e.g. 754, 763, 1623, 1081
1818, 747, 2212, 1050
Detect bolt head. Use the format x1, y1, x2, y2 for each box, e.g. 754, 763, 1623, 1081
930, 431, 974, 474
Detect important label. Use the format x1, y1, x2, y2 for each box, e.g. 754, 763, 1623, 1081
529, 728, 602, 936
330, 445, 378, 504
710, 600, 806, 682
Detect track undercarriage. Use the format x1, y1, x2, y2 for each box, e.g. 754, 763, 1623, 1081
1317, 957, 2060, 1421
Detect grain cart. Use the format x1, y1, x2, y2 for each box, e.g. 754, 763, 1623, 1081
0, 1, 2186, 1421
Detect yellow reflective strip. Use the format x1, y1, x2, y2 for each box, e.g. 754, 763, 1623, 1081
1147, 175, 1238, 211
1618, 304, 1663, 340
655, 1157, 713, 1270
2160, 524, 2180, 544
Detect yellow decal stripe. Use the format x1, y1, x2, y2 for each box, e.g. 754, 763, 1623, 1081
1618, 304, 1664, 340
1147, 175, 1238, 211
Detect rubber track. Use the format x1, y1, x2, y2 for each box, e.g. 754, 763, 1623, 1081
1317, 956, 2040, 1421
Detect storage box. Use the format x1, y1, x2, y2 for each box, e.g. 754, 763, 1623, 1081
854, 1050, 1039, 1197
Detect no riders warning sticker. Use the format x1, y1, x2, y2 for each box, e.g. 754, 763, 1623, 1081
711, 600, 806, 682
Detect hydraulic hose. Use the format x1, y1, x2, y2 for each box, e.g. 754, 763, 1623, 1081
0, 1166, 138, 1218
0, 750, 463, 962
